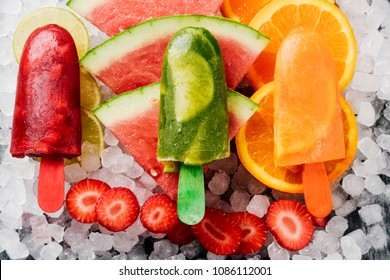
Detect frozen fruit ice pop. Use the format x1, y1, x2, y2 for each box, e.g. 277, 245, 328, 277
11, 24, 81, 158
157, 27, 229, 166
157, 27, 229, 225
273, 30, 345, 218
273, 30, 345, 166
11, 24, 81, 212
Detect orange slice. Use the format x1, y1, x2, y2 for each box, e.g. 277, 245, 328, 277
245, 0, 357, 91
236, 82, 358, 194
221, 0, 335, 24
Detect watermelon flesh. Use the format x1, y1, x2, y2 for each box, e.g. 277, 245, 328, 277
67, 0, 224, 36
93, 83, 258, 200
80, 15, 269, 93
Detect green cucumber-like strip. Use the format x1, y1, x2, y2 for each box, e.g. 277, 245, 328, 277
80, 15, 269, 73
94, 82, 258, 128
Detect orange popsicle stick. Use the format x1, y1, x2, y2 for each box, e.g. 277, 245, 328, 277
38, 155, 65, 212
302, 162, 332, 218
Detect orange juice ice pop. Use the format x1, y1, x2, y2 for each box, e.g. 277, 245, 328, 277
273, 30, 345, 218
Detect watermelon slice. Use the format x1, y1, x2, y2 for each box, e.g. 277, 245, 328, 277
67, 0, 224, 36
80, 15, 269, 93
93, 83, 258, 200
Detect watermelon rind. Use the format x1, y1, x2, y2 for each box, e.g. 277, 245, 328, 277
80, 15, 269, 91
93, 82, 258, 129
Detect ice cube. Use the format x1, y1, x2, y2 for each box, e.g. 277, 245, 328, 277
58, 247, 77, 260
356, 55, 374, 73
169, 253, 186, 260
101, 146, 123, 168
209, 152, 238, 174
88, 232, 114, 251
358, 204, 383, 225
126, 217, 147, 237
0, 228, 20, 251
64, 163, 87, 183
208, 172, 230, 195
356, 190, 377, 207
298, 244, 322, 260
6, 242, 29, 260
356, 101, 377, 127
149, 239, 179, 260
47, 223, 64, 243
360, 31, 385, 57
180, 240, 202, 259
205, 190, 219, 207
312, 231, 339, 255
125, 161, 144, 179
347, 229, 372, 255
77, 248, 96, 260
331, 188, 348, 210
127, 244, 148, 260
325, 216, 349, 237
103, 127, 119, 146
342, 174, 365, 197
376, 134, 390, 152
267, 240, 290, 260
292, 254, 312, 260
367, 224, 387, 249
340, 236, 361, 260
365, 174, 385, 195
352, 72, 382, 93
335, 200, 357, 217
374, 57, 390, 75
113, 232, 138, 253
231, 164, 266, 194
246, 195, 270, 218
110, 153, 134, 174
40, 241, 63, 260
229, 190, 250, 212
0, 0, 22, 14
138, 172, 157, 191
358, 137, 382, 159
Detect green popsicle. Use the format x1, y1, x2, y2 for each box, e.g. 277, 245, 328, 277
157, 27, 229, 225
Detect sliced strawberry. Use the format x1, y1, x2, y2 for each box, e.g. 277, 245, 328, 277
140, 194, 178, 233
229, 212, 268, 255
166, 219, 195, 245
266, 199, 314, 251
312, 215, 329, 228
191, 208, 241, 255
95, 187, 139, 232
65, 179, 111, 223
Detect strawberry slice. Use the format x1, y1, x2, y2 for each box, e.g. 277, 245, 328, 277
166, 219, 195, 245
266, 199, 314, 251
140, 194, 178, 233
191, 208, 241, 255
230, 212, 268, 255
65, 179, 111, 223
95, 187, 139, 232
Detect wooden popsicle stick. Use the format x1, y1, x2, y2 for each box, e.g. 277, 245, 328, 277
177, 164, 205, 225
302, 162, 332, 218
37, 155, 65, 213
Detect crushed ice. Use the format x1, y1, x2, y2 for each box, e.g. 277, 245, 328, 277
0, 0, 389, 260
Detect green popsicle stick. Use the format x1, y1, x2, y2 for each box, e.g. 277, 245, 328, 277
177, 164, 205, 225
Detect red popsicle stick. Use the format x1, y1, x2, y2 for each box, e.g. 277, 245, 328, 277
38, 155, 65, 212
302, 162, 332, 218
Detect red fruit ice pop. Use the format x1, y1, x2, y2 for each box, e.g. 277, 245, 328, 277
11, 24, 81, 212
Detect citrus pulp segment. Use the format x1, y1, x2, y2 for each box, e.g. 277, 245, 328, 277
236, 82, 358, 194
245, 0, 357, 91
13, 7, 89, 63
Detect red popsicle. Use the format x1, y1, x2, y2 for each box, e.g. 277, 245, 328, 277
11, 24, 81, 212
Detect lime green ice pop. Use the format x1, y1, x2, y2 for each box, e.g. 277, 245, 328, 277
157, 27, 229, 225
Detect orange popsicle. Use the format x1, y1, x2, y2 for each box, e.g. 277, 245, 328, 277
274, 30, 345, 218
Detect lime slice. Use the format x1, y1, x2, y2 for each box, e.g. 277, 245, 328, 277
13, 7, 89, 63
170, 51, 214, 122
80, 67, 101, 111
64, 108, 104, 165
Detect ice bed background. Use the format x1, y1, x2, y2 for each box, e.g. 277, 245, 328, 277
0, 0, 389, 260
